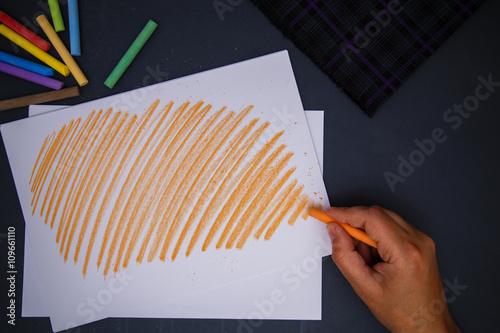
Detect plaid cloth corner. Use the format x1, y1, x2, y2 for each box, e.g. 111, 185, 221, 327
251, 0, 485, 116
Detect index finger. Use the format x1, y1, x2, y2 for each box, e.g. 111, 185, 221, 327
326, 206, 406, 247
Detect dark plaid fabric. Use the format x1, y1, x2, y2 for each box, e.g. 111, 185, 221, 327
251, 0, 485, 116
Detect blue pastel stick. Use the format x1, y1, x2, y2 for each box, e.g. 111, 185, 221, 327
68, 0, 81, 56
0, 50, 54, 76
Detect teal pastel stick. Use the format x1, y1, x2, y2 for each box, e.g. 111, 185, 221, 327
68, 0, 81, 56
104, 20, 158, 89
0, 50, 54, 76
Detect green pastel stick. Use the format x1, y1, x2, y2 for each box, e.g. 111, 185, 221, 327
104, 20, 158, 89
48, 0, 65, 32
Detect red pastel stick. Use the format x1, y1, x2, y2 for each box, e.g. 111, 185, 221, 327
0, 10, 51, 51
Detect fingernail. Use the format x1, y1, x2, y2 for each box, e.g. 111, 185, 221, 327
327, 223, 336, 242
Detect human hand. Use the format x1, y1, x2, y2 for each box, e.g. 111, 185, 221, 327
326, 206, 460, 333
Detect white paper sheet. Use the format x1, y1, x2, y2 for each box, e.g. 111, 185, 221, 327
23, 106, 325, 321
2, 51, 330, 331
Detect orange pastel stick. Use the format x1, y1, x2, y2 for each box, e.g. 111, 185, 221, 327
309, 208, 378, 248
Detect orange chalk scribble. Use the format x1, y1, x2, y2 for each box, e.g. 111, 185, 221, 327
29, 100, 316, 277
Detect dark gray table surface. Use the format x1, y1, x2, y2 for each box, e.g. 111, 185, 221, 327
1, 1, 499, 332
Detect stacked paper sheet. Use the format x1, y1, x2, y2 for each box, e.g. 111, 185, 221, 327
1, 51, 331, 331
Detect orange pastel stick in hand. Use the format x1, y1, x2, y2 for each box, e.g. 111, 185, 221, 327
309, 207, 378, 248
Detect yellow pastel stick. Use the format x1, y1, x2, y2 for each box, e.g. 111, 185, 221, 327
0, 24, 69, 76
36, 15, 88, 86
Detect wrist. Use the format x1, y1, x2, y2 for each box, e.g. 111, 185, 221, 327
424, 310, 460, 333
385, 308, 460, 333
440, 311, 460, 333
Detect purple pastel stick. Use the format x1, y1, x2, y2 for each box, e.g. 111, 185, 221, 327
0, 60, 64, 90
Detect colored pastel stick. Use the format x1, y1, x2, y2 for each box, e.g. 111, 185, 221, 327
309, 208, 378, 248
0, 10, 51, 51
0, 51, 54, 76
0, 24, 69, 76
48, 0, 65, 32
36, 15, 88, 86
0, 86, 80, 111
104, 20, 158, 89
68, 0, 81, 56
0, 60, 63, 89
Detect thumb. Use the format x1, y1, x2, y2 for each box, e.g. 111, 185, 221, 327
327, 223, 378, 293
